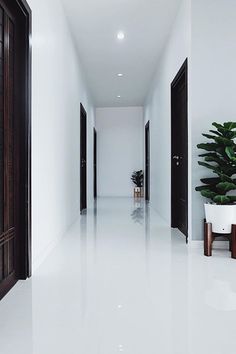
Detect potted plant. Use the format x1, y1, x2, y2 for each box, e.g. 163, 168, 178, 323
196, 122, 236, 233
131, 170, 144, 198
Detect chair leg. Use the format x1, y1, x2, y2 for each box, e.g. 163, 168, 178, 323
231, 224, 236, 259
204, 222, 213, 257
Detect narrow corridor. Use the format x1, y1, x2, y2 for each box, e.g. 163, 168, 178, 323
0, 198, 235, 354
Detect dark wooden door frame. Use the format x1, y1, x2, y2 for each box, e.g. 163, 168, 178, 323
145, 121, 150, 201
0, 0, 31, 300
171, 58, 188, 242
93, 128, 97, 199
80, 103, 87, 212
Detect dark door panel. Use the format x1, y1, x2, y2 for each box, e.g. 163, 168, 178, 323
94, 128, 97, 199
171, 59, 188, 241
145, 121, 150, 201
0, 7, 16, 293
80, 104, 87, 212
0, 0, 31, 300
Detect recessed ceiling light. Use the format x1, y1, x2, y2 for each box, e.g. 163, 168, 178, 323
117, 73, 123, 77
117, 95, 121, 98
117, 31, 125, 40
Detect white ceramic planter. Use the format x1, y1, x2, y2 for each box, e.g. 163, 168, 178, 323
204, 203, 236, 234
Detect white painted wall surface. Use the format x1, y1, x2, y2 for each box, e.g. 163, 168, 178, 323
96, 107, 144, 197
28, 0, 95, 271
190, 0, 236, 240
145, 0, 236, 241
144, 0, 191, 225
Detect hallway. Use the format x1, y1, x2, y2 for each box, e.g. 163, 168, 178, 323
0, 198, 236, 354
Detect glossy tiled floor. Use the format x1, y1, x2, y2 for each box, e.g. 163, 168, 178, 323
0, 198, 236, 354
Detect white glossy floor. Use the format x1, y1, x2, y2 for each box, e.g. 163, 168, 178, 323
0, 198, 236, 354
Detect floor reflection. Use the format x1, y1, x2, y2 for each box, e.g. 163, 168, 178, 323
131, 198, 144, 224
0, 198, 236, 354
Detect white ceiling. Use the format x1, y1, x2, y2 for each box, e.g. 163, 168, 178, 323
62, 0, 181, 107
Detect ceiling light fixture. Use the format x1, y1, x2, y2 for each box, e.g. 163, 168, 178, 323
117, 73, 123, 77
117, 31, 125, 40
117, 95, 121, 98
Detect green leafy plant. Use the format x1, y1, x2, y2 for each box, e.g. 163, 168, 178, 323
196, 122, 236, 205
131, 170, 144, 188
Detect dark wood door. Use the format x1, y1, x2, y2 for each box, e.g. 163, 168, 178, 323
0, 0, 31, 300
80, 104, 87, 212
171, 59, 188, 241
145, 121, 150, 201
0, 7, 16, 294
93, 128, 97, 199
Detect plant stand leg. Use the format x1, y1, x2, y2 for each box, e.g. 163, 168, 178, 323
231, 224, 236, 259
204, 222, 213, 257
229, 237, 232, 252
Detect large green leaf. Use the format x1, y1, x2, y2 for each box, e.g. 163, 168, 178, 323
196, 185, 212, 192
200, 177, 221, 185
199, 152, 219, 158
197, 143, 219, 151
200, 189, 217, 200
196, 122, 236, 203
223, 122, 236, 130
225, 146, 236, 161
212, 123, 230, 136
221, 166, 236, 176
204, 156, 227, 166
213, 195, 231, 204
214, 136, 234, 146
215, 146, 227, 156
228, 196, 236, 203
222, 131, 236, 139
202, 133, 217, 140
212, 122, 224, 130
198, 161, 220, 173
216, 182, 236, 193
218, 173, 234, 183
209, 130, 222, 137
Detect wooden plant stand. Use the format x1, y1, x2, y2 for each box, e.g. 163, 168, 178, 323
204, 221, 236, 259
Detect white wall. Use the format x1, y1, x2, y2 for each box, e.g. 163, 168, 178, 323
190, 0, 236, 240
28, 0, 95, 271
96, 107, 144, 197
144, 0, 191, 225
145, 0, 236, 241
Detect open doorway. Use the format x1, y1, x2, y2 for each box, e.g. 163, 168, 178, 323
80, 104, 87, 213
171, 59, 188, 242
145, 121, 150, 201
0, 0, 31, 300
